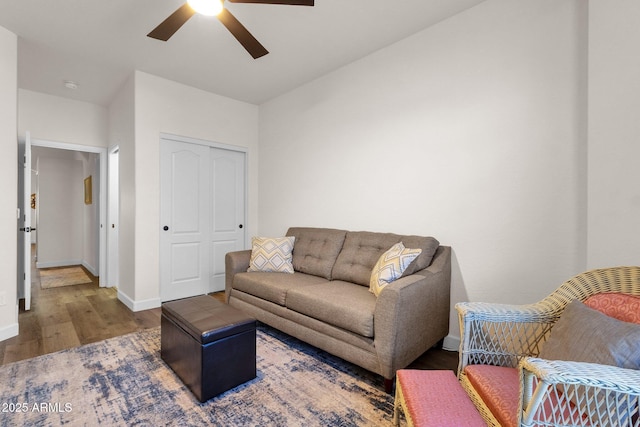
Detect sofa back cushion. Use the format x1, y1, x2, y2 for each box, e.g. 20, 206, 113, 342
286, 227, 347, 280
331, 231, 439, 286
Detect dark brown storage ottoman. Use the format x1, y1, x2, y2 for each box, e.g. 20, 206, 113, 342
161, 295, 257, 402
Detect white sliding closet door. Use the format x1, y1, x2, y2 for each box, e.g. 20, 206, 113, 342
160, 139, 210, 301
160, 136, 246, 301
210, 148, 246, 293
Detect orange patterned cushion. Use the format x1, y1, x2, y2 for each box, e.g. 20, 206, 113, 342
464, 365, 589, 427
584, 293, 640, 324
465, 365, 519, 427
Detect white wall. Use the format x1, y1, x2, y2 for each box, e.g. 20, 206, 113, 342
35, 150, 84, 267
81, 152, 100, 274
108, 74, 135, 301
259, 0, 588, 343
18, 89, 108, 146
587, 0, 640, 268
114, 71, 259, 310
0, 26, 18, 340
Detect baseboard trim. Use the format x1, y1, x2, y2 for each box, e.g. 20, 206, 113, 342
443, 334, 461, 352
36, 260, 83, 269
0, 321, 19, 342
82, 261, 97, 276
117, 290, 161, 312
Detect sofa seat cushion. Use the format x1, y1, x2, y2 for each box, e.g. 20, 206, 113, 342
232, 272, 328, 306
286, 227, 347, 279
285, 281, 376, 338
331, 231, 439, 286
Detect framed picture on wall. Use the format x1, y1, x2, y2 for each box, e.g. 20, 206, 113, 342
84, 175, 92, 205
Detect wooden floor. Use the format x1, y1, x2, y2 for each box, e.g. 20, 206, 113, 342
0, 265, 161, 366
1, 263, 458, 373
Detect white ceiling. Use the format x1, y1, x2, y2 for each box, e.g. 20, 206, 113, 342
0, 0, 486, 106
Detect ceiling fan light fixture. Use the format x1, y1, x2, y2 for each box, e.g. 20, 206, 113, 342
187, 0, 223, 16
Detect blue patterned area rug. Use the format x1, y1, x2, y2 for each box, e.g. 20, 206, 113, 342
0, 325, 394, 426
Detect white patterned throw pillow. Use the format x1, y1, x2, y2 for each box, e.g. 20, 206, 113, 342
369, 242, 422, 297
248, 236, 295, 273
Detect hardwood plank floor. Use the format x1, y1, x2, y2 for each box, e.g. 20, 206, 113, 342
1, 263, 459, 374
0, 265, 161, 366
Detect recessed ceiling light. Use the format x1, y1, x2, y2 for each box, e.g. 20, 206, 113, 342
63, 80, 79, 90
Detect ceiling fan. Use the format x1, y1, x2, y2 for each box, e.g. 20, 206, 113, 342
147, 0, 314, 59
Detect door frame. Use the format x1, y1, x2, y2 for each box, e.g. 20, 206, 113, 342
19, 132, 32, 310
107, 145, 120, 288
160, 133, 249, 249
29, 138, 108, 287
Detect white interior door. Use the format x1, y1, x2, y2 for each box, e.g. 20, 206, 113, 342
21, 132, 32, 311
209, 148, 246, 293
160, 139, 210, 301
107, 146, 119, 288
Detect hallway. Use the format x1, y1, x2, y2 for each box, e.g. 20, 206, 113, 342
0, 263, 160, 366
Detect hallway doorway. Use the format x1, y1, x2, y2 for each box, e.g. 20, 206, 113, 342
18, 136, 109, 312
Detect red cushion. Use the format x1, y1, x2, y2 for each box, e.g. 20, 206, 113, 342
465, 365, 594, 426
585, 292, 640, 426
397, 370, 485, 426
465, 365, 519, 427
462, 293, 639, 426
584, 293, 640, 324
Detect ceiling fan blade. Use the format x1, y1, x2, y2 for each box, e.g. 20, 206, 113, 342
147, 3, 196, 41
228, 0, 314, 6
217, 8, 269, 59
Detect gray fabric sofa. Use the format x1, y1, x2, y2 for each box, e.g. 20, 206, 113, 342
225, 227, 451, 391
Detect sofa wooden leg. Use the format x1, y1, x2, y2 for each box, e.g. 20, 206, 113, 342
384, 377, 395, 394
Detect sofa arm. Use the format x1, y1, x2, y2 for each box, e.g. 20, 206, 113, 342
374, 246, 451, 379
225, 250, 252, 302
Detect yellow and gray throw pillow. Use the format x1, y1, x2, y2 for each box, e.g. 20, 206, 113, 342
369, 242, 422, 297
248, 236, 295, 273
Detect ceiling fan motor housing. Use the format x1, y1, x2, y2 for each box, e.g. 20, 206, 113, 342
148, 0, 314, 59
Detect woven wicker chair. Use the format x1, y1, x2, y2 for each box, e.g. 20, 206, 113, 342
456, 266, 640, 427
